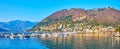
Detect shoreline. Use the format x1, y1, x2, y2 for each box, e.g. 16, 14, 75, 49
74, 33, 109, 37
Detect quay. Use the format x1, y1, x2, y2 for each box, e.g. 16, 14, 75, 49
0, 32, 75, 38
0, 32, 119, 39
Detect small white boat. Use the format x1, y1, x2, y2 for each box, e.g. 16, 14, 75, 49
40, 33, 46, 37
17, 34, 24, 39
10, 35, 14, 39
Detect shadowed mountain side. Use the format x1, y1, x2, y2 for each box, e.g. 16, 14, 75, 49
0, 28, 8, 32
0, 20, 37, 32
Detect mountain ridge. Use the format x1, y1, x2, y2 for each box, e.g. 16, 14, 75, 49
29, 7, 120, 32
0, 20, 37, 32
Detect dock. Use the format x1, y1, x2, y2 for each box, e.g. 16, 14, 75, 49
0, 32, 75, 39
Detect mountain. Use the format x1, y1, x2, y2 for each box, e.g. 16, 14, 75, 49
29, 7, 120, 32
0, 28, 8, 32
0, 20, 37, 32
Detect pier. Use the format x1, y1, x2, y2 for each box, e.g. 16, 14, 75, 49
0, 32, 75, 39
0, 32, 119, 39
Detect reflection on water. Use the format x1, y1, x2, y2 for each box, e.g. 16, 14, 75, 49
0, 38, 49, 49
0, 34, 120, 49
39, 34, 120, 49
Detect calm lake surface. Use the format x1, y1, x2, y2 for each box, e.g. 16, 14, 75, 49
0, 34, 120, 49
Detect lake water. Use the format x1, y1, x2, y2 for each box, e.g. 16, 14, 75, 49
0, 34, 120, 49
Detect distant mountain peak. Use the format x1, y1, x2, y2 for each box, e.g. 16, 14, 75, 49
10, 20, 22, 22
0, 20, 37, 32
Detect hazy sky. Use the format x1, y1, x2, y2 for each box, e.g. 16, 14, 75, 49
0, 0, 120, 22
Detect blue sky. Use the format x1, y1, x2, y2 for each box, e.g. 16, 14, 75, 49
0, 0, 120, 22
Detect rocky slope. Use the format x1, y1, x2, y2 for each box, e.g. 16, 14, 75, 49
29, 7, 120, 32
